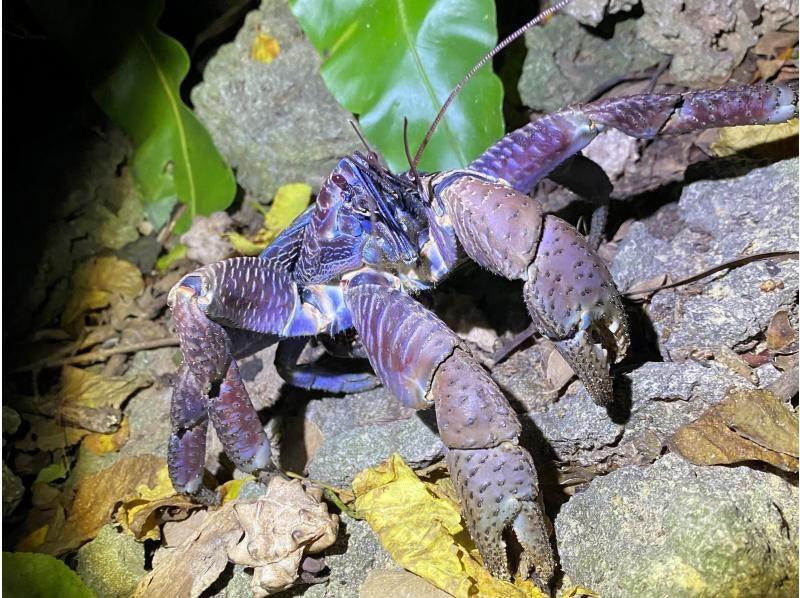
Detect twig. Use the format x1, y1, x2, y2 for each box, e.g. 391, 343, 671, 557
623, 251, 798, 299
13, 338, 180, 372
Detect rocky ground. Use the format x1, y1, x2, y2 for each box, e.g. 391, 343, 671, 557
3, 1, 798, 597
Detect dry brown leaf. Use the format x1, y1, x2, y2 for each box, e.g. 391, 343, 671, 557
689, 346, 757, 384
16, 414, 89, 451
711, 119, 799, 158
60, 365, 150, 411
545, 348, 575, 391
672, 387, 799, 472
116, 464, 198, 541
624, 273, 670, 301
135, 478, 338, 598
36, 455, 166, 556
754, 31, 798, 56
766, 310, 798, 353
62, 256, 144, 325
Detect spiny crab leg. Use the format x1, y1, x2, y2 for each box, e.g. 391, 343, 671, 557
167, 256, 323, 495
344, 271, 556, 586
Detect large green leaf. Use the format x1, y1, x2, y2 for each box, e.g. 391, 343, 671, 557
29, 0, 235, 231
3, 552, 95, 598
289, 0, 504, 173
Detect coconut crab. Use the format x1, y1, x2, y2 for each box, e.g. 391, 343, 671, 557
166, 7, 798, 589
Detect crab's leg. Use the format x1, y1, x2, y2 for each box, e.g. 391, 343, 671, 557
274, 337, 379, 393
471, 82, 797, 194
168, 257, 326, 493
344, 271, 555, 587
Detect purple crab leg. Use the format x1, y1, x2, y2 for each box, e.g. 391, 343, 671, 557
344, 271, 555, 586
168, 365, 210, 495
470, 82, 797, 194
168, 257, 327, 492
274, 337, 379, 393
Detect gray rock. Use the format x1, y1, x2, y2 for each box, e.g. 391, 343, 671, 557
564, 0, 639, 27
76, 525, 147, 598
307, 411, 444, 488
519, 15, 665, 113
521, 361, 739, 468
556, 454, 798, 597
3, 405, 21, 437
637, 0, 797, 85
612, 159, 799, 361
305, 387, 415, 441
191, 0, 360, 204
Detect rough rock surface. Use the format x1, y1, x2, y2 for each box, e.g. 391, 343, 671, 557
612, 158, 799, 360
519, 14, 665, 113
278, 519, 395, 598
637, 0, 797, 85
192, 0, 360, 204
556, 454, 798, 597
565, 0, 639, 27
76, 525, 147, 598
307, 405, 443, 488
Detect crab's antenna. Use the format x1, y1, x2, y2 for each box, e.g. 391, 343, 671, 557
349, 119, 380, 163
402, 117, 421, 185
411, 0, 573, 171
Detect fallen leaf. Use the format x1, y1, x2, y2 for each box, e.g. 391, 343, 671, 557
83, 417, 131, 455
62, 256, 144, 325
226, 184, 311, 256
116, 464, 198, 541
60, 365, 149, 411
2, 551, 94, 598
251, 30, 281, 63
16, 414, 89, 452
37, 455, 166, 556
352, 454, 547, 598
156, 243, 187, 271
766, 310, 798, 353
545, 348, 575, 391
711, 119, 799, 158
672, 387, 799, 472
219, 476, 256, 504
755, 58, 786, 82
135, 477, 338, 598
34, 457, 70, 485
754, 31, 798, 56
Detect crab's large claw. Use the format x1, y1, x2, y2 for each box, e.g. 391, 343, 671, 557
524, 216, 629, 405
344, 273, 555, 586
435, 175, 629, 406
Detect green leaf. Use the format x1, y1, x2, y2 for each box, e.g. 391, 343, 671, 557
289, 0, 504, 172
2, 552, 95, 598
29, 0, 235, 232
34, 458, 69, 485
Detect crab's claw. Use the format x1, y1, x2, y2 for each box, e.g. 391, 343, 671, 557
524, 215, 629, 405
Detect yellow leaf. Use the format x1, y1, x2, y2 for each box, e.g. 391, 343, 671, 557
60, 366, 148, 410
62, 256, 144, 325
84, 417, 130, 454
226, 232, 270, 257
117, 464, 198, 541
220, 476, 256, 504
226, 184, 311, 256
352, 454, 547, 598
711, 119, 799, 158
16, 525, 50, 552
251, 31, 281, 63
